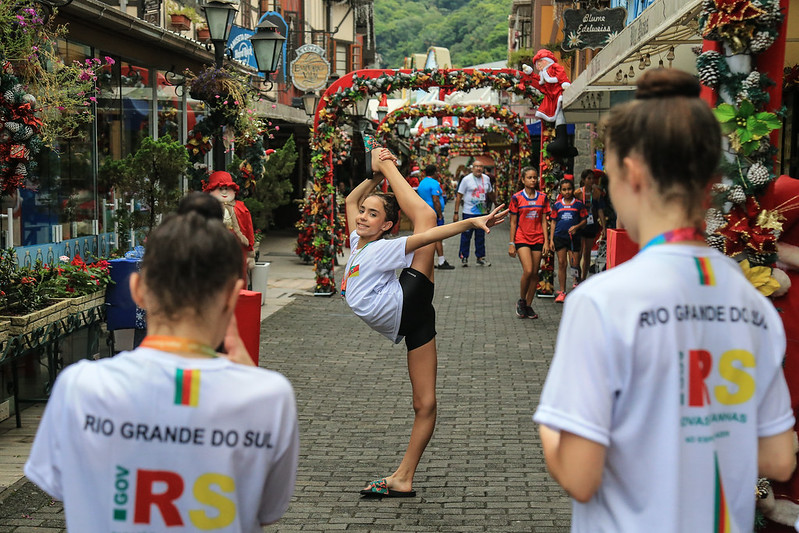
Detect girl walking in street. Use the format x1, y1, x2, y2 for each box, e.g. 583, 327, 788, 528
508, 166, 550, 319
575, 169, 606, 281
533, 69, 796, 532
343, 138, 507, 497
548, 179, 587, 303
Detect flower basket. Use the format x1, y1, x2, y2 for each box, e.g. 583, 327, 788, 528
65, 290, 106, 313
0, 299, 71, 336
170, 13, 191, 31
196, 27, 210, 42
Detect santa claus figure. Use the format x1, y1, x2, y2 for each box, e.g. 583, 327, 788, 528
523, 49, 577, 158
203, 170, 255, 278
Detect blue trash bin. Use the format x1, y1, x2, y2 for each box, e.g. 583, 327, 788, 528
106, 258, 147, 349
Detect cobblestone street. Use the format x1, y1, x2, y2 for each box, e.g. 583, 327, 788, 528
0, 228, 572, 532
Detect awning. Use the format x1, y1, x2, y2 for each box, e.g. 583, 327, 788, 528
563, 0, 703, 119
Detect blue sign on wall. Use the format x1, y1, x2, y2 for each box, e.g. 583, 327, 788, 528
227, 25, 257, 71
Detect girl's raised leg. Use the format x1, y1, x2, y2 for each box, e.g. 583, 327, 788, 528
372, 148, 437, 278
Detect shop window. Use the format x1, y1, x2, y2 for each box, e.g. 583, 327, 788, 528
241, 0, 253, 28
332, 40, 348, 76
19, 40, 96, 246
350, 44, 362, 71
157, 70, 183, 143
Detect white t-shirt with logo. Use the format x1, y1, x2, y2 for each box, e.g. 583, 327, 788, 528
533, 244, 793, 533
25, 348, 299, 533
458, 173, 493, 215
341, 231, 414, 343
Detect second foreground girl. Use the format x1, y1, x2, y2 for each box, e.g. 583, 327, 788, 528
343, 141, 507, 497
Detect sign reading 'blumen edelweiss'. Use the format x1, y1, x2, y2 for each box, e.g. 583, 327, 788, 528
561, 7, 627, 51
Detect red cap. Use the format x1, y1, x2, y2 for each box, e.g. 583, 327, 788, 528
532, 49, 556, 64
564, 173, 574, 181
202, 171, 239, 193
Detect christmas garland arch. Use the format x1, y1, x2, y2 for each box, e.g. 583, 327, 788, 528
296, 68, 543, 294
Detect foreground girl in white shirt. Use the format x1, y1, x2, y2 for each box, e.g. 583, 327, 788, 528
343, 140, 507, 497
534, 68, 796, 532
26, 207, 299, 532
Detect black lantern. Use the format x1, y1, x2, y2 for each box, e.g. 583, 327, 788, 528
202, 0, 238, 43
353, 97, 369, 117
302, 92, 319, 117
397, 121, 410, 137
250, 19, 286, 74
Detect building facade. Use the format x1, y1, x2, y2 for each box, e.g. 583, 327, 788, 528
1, 0, 375, 261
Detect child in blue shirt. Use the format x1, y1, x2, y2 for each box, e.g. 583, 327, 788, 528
548, 179, 587, 302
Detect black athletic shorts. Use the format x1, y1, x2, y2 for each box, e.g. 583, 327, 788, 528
554, 235, 579, 252
514, 243, 544, 252
398, 267, 436, 351
580, 223, 600, 239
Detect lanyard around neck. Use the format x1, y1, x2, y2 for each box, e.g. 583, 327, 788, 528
140, 336, 218, 358
641, 227, 705, 251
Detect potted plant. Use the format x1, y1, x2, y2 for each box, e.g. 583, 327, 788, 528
196, 24, 210, 42
167, 1, 202, 32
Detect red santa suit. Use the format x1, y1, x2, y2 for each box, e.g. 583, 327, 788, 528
524, 49, 571, 125
202, 171, 255, 278
759, 176, 799, 531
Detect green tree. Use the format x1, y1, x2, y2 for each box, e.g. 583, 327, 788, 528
374, 0, 509, 68
99, 136, 190, 247
242, 135, 296, 232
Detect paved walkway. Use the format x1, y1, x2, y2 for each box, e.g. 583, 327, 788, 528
0, 221, 573, 532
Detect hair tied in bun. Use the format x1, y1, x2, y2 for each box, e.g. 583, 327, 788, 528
634, 68, 701, 100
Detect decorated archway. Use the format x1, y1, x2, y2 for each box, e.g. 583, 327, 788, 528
376, 104, 530, 205
296, 68, 543, 295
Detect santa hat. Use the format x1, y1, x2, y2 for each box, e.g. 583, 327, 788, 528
532, 49, 556, 66
202, 170, 239, 193
410, 166, 421, 176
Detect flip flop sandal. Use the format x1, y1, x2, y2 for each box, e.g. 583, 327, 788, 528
359, 477, 417, 498
362, 132, 381, 175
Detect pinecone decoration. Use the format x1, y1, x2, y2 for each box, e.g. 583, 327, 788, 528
5, 121, 20, 133
747, 162, 771, 187
3, 90, 14, 102
706, 233, 726, 252
728, 185, 747, 204
705, 208, 725, 233
758, 0, 783, 27
15, 163, 27, 177
743, 70, 761, 89
736, 90, 750, 105
748, 253, 775, 266
697, 51, 721, 88
750, 31, 775, 54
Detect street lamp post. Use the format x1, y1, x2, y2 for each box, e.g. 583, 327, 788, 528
302, 91, 319, 117
201, 3, 285, 172
202, 0, 238, 171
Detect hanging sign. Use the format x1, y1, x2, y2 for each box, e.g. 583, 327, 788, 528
290, 44, 330, 92
561, 7, 627, 51
227, 25, 257, 70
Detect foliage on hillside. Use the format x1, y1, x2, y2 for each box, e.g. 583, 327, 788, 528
374, 0, 510, 68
